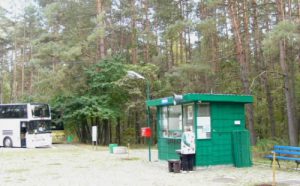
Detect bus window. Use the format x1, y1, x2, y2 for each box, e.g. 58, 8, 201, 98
0, 105, 27, 119
31, 104, 50, 118
28, 120, 51, 134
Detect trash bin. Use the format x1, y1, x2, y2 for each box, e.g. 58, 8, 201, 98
109, 144, 118, 153
67, 135, 73, 143
168, 159, 181, 173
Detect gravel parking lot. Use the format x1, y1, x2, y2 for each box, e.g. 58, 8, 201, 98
0, 144, 299, 186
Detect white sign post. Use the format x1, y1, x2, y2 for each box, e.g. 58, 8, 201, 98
92, 126, 98, 149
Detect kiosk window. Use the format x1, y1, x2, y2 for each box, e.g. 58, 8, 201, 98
160, 105, 182, 138
183, 104, 194, 131
197, 103, 211, 139
161, 107, 168, 137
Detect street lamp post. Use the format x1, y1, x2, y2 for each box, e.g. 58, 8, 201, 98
127, 71, 152, 162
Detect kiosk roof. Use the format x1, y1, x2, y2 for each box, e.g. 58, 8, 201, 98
146, 93, 253, 107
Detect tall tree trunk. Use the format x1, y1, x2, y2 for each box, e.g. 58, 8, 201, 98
187, 27, 191, 63
185, 0, 192, 62
97, 0, 106, 60
252, 0, 276, 138
29, 69, 33, 96
131, 0, 137, 64
280, 40, 298, 145
211, 33, 219, 73
103, 119, 109, 145
228, 0, 256, 145
165, 40, 170, 70
135, 111, 140, 144
143, 0, 150, 63
100, 121, 104, 144
276, 0, 298, 146
11, 43, 18, 102
80, 118, 88, 143
116, 117, 121, 144
263, 73, 276, 137
180, 32, 184, 64
21, 20, 26, 98
175, 40, 178, 65
179, 0, 184, 64
109, 120, 112, 143
242, 0, 250, 71
298, 0, 300, 19
170, 40, 174, 68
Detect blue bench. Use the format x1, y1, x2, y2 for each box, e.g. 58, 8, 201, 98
265, 145, 300, 168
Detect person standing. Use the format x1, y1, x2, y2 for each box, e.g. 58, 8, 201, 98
180, 126, 195, 172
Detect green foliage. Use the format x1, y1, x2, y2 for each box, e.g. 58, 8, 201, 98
165, 20, 193, 40
0, 72, 11, 102
1, 0, 300, 145
164, 63, 213, 93
196, 19, 217, 35
49, 56, 129, 139
122, 127, 136, 145
263, 20, 300, 54
86, 56, 126, 90
253, 138, 288, 157
215, 60, 243, 94
206, 0, 223, 8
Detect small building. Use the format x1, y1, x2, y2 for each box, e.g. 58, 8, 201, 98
146, 93, 253, 167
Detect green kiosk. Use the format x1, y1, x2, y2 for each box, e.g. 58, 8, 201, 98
147, 93, 253, 168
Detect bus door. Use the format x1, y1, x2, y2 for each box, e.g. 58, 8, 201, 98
20, 121, 27, 147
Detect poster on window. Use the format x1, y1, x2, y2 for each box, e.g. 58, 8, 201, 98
187, 106, 193, 120
197, 117, 211, 139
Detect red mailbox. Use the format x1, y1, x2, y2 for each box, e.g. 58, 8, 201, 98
141, 127, 152, 138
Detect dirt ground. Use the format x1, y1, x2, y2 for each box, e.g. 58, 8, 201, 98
0, 144, 299, 186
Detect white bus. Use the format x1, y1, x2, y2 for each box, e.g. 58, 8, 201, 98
0, 103, 52, 148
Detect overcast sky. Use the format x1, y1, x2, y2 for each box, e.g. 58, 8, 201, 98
0, 0, 30, 15
0, 0, 19, 10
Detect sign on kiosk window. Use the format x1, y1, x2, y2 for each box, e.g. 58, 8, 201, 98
197, 103, 211, 139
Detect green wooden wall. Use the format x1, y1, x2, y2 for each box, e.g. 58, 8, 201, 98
156, 102, 252, 167
158, 138, 181, 160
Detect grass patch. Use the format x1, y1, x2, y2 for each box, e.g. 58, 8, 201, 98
120, 157, 140, 161
75, 166, 89, 169
47, 163, 62, 166
252, 138, 288, 159
252, 138, 300, 171
6, 168, 29, 173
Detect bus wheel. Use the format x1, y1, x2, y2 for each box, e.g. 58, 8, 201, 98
3, 137, 13, 147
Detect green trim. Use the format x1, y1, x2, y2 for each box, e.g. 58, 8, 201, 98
194, 102, 197, 139
146, 93, 253, 107
157, 107, 161, 138
147, 97, 173, 107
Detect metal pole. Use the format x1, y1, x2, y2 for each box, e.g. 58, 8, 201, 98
272, 151, 276, 186
146, 80, 151, 162
127, 70, 151, 162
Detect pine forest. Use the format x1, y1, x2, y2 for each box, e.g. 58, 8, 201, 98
0, 0, 300, 146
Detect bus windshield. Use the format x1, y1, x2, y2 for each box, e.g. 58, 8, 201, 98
31, 104, 50, 118
28, 120, 51, 134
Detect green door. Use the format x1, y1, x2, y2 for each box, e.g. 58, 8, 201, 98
195, 103, 212, 166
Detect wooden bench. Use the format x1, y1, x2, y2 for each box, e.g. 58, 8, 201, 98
265, 145, 300, 168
